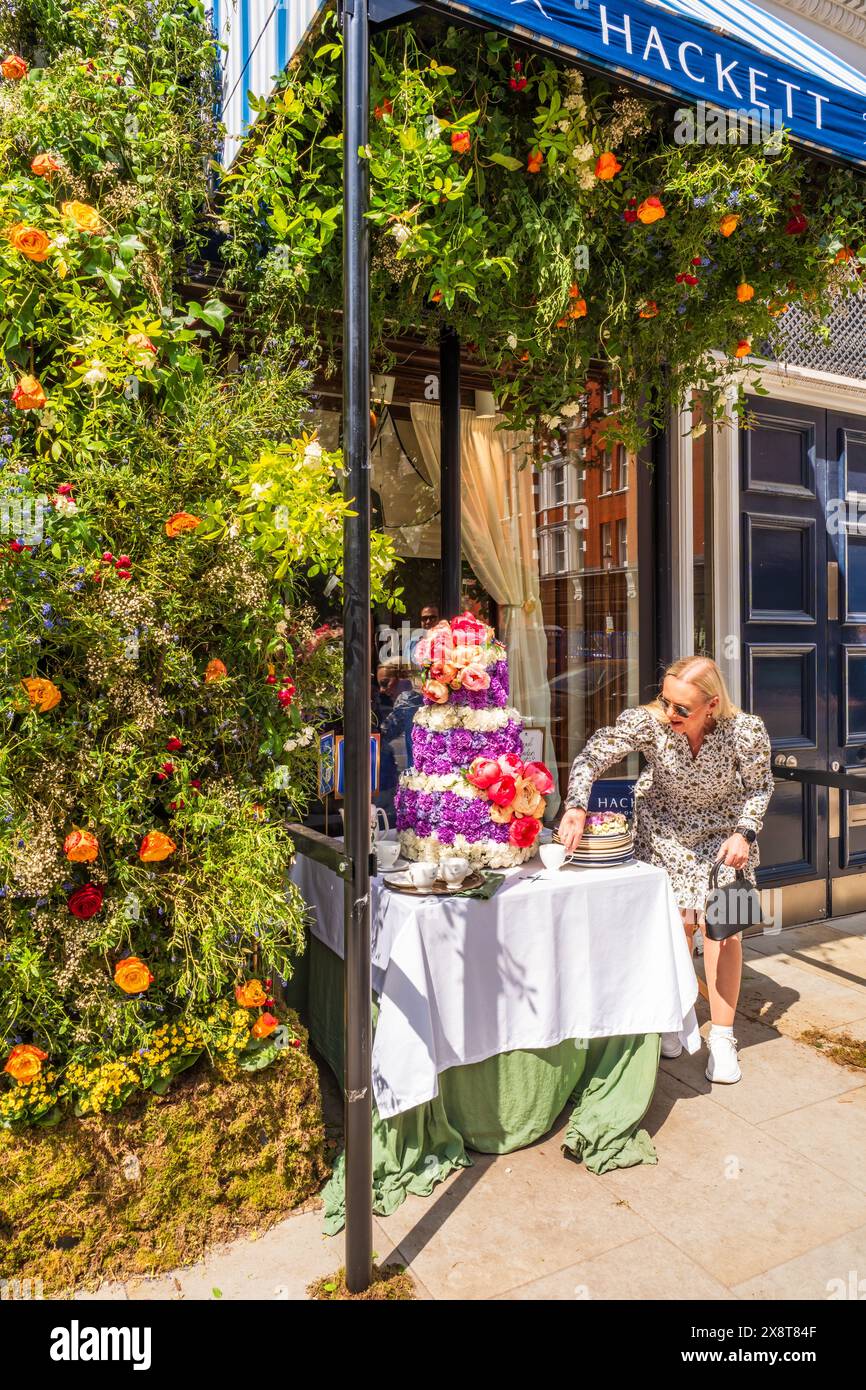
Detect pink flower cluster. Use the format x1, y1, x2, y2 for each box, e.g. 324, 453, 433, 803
464, 752, 554, 848
415, 611, 495, 705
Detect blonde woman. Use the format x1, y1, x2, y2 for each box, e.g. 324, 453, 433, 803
558, 656, 774, 1084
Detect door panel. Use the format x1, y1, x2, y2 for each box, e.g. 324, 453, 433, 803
827, 412, 866, 914
741, 397, 828, 908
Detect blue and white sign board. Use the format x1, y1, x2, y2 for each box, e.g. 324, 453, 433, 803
587, 777, 635, 814
435, 0, 866, 166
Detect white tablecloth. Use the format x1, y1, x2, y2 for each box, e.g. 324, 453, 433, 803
292, 851, 700, 1120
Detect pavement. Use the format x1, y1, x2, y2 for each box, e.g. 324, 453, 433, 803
76, 914, 866, 1301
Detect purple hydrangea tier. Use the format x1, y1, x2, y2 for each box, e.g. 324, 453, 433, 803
410, 719, 523, 777
395, 788, 510, 844
445, 660, 509, 710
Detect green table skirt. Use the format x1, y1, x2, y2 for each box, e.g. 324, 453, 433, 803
307, 936, 660, 1235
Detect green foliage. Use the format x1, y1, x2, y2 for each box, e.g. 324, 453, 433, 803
221, 10, 866, 446
0, 2, 397, 1124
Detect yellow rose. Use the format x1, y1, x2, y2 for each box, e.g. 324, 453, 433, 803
512, 778, 545, 818
21, 676, 61, 711
114, 957, 154, 994
61, 200, 104, 234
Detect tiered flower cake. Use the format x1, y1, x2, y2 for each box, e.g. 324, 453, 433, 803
395, 612, 554, 869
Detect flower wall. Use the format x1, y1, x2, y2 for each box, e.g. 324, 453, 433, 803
223, 9, 866, 446
0, 0, 398, 1126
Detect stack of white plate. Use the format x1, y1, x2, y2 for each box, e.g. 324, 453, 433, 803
567, 829, 634, 867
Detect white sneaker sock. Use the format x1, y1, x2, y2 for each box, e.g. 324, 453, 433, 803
709, 1024, 734, 1038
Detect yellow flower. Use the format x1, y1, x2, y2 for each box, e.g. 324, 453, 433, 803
114, 956, 154, 994
61, 200, 104, 234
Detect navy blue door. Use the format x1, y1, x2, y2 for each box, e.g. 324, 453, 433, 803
740, 397, 829, 924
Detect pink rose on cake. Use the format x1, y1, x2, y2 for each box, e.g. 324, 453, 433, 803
451, 612, 490, 643
451, 644, 484, 668
460, 663, 491, 691
497, 752, 524, 778
429, 659, 458, 683
465, 757, 501, 790
422, 678, 450, 704
522, 761, 554, 794
509, 815, 541, 848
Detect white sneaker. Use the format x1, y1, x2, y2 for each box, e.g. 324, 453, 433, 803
705, 1031, 741, 1084
660, 1031, 683, 1059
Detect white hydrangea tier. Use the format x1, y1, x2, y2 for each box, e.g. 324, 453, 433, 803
401, 771, 475, 796
399, 828, 535, 870
412, 703, 521, 732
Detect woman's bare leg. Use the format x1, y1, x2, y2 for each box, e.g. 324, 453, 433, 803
701, 932, 742, 1027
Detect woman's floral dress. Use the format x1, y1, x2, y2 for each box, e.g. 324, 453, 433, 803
565, 707, 775, 911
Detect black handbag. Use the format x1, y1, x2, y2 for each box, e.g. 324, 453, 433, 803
704, 861, 764, 940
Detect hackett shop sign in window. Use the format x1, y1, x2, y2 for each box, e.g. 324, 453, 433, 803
437, 0, 866, 165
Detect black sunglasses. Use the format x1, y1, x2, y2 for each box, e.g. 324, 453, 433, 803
659, 692, 709, 720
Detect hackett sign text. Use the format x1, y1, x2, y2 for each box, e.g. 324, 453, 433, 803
441, 0, 866, 164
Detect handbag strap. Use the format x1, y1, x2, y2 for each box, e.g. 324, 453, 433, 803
708, 860, 746, 890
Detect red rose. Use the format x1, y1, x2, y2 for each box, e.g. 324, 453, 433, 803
785, 205, 808, 236
165, 737, 183, 751
623, 208, 638, 223
509, 815, 541, 848
498, 752, 524, 778
487, 775, 517, 808
522, 760, 554, 794
161, 761, 174, 775
67, 883, 104, 919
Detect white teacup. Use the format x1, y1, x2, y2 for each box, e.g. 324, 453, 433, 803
439, 855, 470, 887
408, 861, 439, 889
376, 839, 401, 871
539, 842, 567, 872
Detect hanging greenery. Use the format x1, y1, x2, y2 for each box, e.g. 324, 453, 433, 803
222, 8, 866, 447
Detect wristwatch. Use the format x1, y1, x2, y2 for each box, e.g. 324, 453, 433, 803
735, 825, 757, 844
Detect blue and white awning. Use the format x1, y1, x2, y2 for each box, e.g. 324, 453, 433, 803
434, 0, 866, 164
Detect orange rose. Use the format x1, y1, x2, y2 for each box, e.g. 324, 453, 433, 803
719, 214, 739, 237
1, 55, 28, 81
527, 150, 544, 174
126, 331, 156, 362
489, 803, 514, 824
733, 339, 751, 358
12, 374, 46, 410
21, 676, 61, 711
139, 831, 176, 862
768, 298, 789, 318
835, 247, 855, 264
165, 511, 201, 537
639, 300, 659, 318
736, 282, 754, 302
569, 297, 587, 319
429, 660, 459, 683
422, 679, 450, 704
251, 1012, 278, 1039
61, 200, 104, 234
430, 289, 442, 303
8, 223, 51, 262
114, 956, 153, 994
450, 131, 470, 155
204, 658, 227, 683
64, 829, 99, 863
3, 1043, 47, 1084
236, 979, 267, 1008
31, 153, 61, 178
595, 152, 621, 180
637, 196, 665, 225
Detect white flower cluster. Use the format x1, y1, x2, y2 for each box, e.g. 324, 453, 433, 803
283, 725, 315, 753
402, 771, 475, 798
414, 703, 520, 733
398, 829, 535, 869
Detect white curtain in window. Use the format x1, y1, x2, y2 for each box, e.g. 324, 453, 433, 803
410, 402, 558, 812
